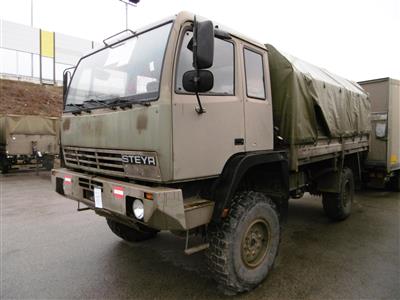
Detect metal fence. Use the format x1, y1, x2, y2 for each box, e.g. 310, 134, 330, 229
0, 19, 100, 85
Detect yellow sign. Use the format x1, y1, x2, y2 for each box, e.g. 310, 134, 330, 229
390, 154, 398, 165
41, 30, 54, 58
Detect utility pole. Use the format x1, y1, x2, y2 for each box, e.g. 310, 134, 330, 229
30, 0, 34, 77
125, 2, 128, 29
117, 0, 140, 30
31, 0, 33, 27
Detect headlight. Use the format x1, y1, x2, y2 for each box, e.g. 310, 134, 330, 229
133, 199, 144, 220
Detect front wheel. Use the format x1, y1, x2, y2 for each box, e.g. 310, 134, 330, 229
0, 157, 10, 174
322, 168, 354, 221
106, 218, 158, 242
42, 156, 54, 171
206, 191, 280, 294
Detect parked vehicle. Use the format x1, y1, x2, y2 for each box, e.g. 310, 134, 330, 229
52, 12, 371, 294
0, 114, 59, 173
358, 78, 400, 191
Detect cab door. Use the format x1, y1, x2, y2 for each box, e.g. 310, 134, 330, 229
240, 44, 274, 151
172, 28, 245, 181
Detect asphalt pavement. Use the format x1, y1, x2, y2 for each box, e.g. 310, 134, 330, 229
1, 171, 399, 299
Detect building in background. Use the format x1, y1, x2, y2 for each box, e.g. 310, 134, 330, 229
0, 19, 100, 85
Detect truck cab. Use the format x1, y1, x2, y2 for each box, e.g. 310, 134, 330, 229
54, 11, 275, 230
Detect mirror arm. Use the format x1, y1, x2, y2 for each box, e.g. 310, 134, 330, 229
192, 15, 205, 114
194, 71, 206, 114
192, 16, 198, 70
195, 92, 206, 114
214, 28, 231, 40
62, 66, 75, 106
62, 71, 70, 105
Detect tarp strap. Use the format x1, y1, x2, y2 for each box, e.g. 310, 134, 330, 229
339, 136, 345, 186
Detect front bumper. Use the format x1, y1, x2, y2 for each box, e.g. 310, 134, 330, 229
52, 168, 213, 230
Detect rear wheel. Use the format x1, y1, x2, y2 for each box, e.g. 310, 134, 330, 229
206, 191, 280, 294
389, 171, 400, 192
106, 218, 158, 242
322, 168, 354, 221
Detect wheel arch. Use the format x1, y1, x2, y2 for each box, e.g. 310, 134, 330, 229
312, 154, 360, 193
211, 150, 289, 222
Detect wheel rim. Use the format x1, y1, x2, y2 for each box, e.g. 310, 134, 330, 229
241, 219, 270, 268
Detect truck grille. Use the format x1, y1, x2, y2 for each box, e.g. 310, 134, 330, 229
62, 146, 161, 181
63, 146, 125, 177
78, 178, 103, 191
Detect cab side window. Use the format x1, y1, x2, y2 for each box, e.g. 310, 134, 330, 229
244, 48, 266, 99
176, 31, 234, 95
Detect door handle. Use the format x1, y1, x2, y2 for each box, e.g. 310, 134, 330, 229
234, 138, 244, 145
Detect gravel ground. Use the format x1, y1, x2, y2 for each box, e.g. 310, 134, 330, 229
1, 171, 399, 299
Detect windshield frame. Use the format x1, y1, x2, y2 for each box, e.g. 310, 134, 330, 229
64, 19, 174, 113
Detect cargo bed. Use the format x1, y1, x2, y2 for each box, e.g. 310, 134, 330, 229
0, 114, 60, 173
296, 135, 369, 167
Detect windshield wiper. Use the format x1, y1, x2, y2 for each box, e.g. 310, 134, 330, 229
106, 97, 133, 108
64, 103, 84, 114
65, 99, 111, 114
83, 98, 116, 110
65, 96, 152, 114
106, 96, 152, 108
65, 103, 84, 108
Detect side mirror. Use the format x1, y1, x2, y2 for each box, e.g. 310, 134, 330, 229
183, 16, 215, 114
62, 67, 75, 104
182, 70, 214, 93
62, 72, 69, 104
193, 17, 214, 69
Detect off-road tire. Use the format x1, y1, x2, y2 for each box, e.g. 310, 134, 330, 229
206, 191, 280, 294
42, 156, 54, 171
106, 218, 158, 242
322, 168, 354, 221
0, 159, 10, 174
0, 166, 9, 174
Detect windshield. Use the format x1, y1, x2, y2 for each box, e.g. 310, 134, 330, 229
65, 22, 172, 111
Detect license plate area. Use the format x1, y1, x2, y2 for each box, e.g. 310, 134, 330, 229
80, 177, 103, 204
94, 187, 102, 208
83, 189, 94, 202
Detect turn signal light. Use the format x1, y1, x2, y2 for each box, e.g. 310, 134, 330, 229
221, 208, 230, 218
144, 192, 153, 200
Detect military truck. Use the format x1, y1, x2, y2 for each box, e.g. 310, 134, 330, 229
358, 78, 400, 191
52, 12, 370, 294
0, 114, 59, 173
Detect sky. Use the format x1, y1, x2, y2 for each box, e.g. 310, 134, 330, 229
0, 0, 399, 82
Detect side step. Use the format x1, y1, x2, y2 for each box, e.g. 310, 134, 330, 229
183, 198, 215, 230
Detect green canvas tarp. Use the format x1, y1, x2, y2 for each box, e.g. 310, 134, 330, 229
0, 114, 59, 145
266, 44, 371, 145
